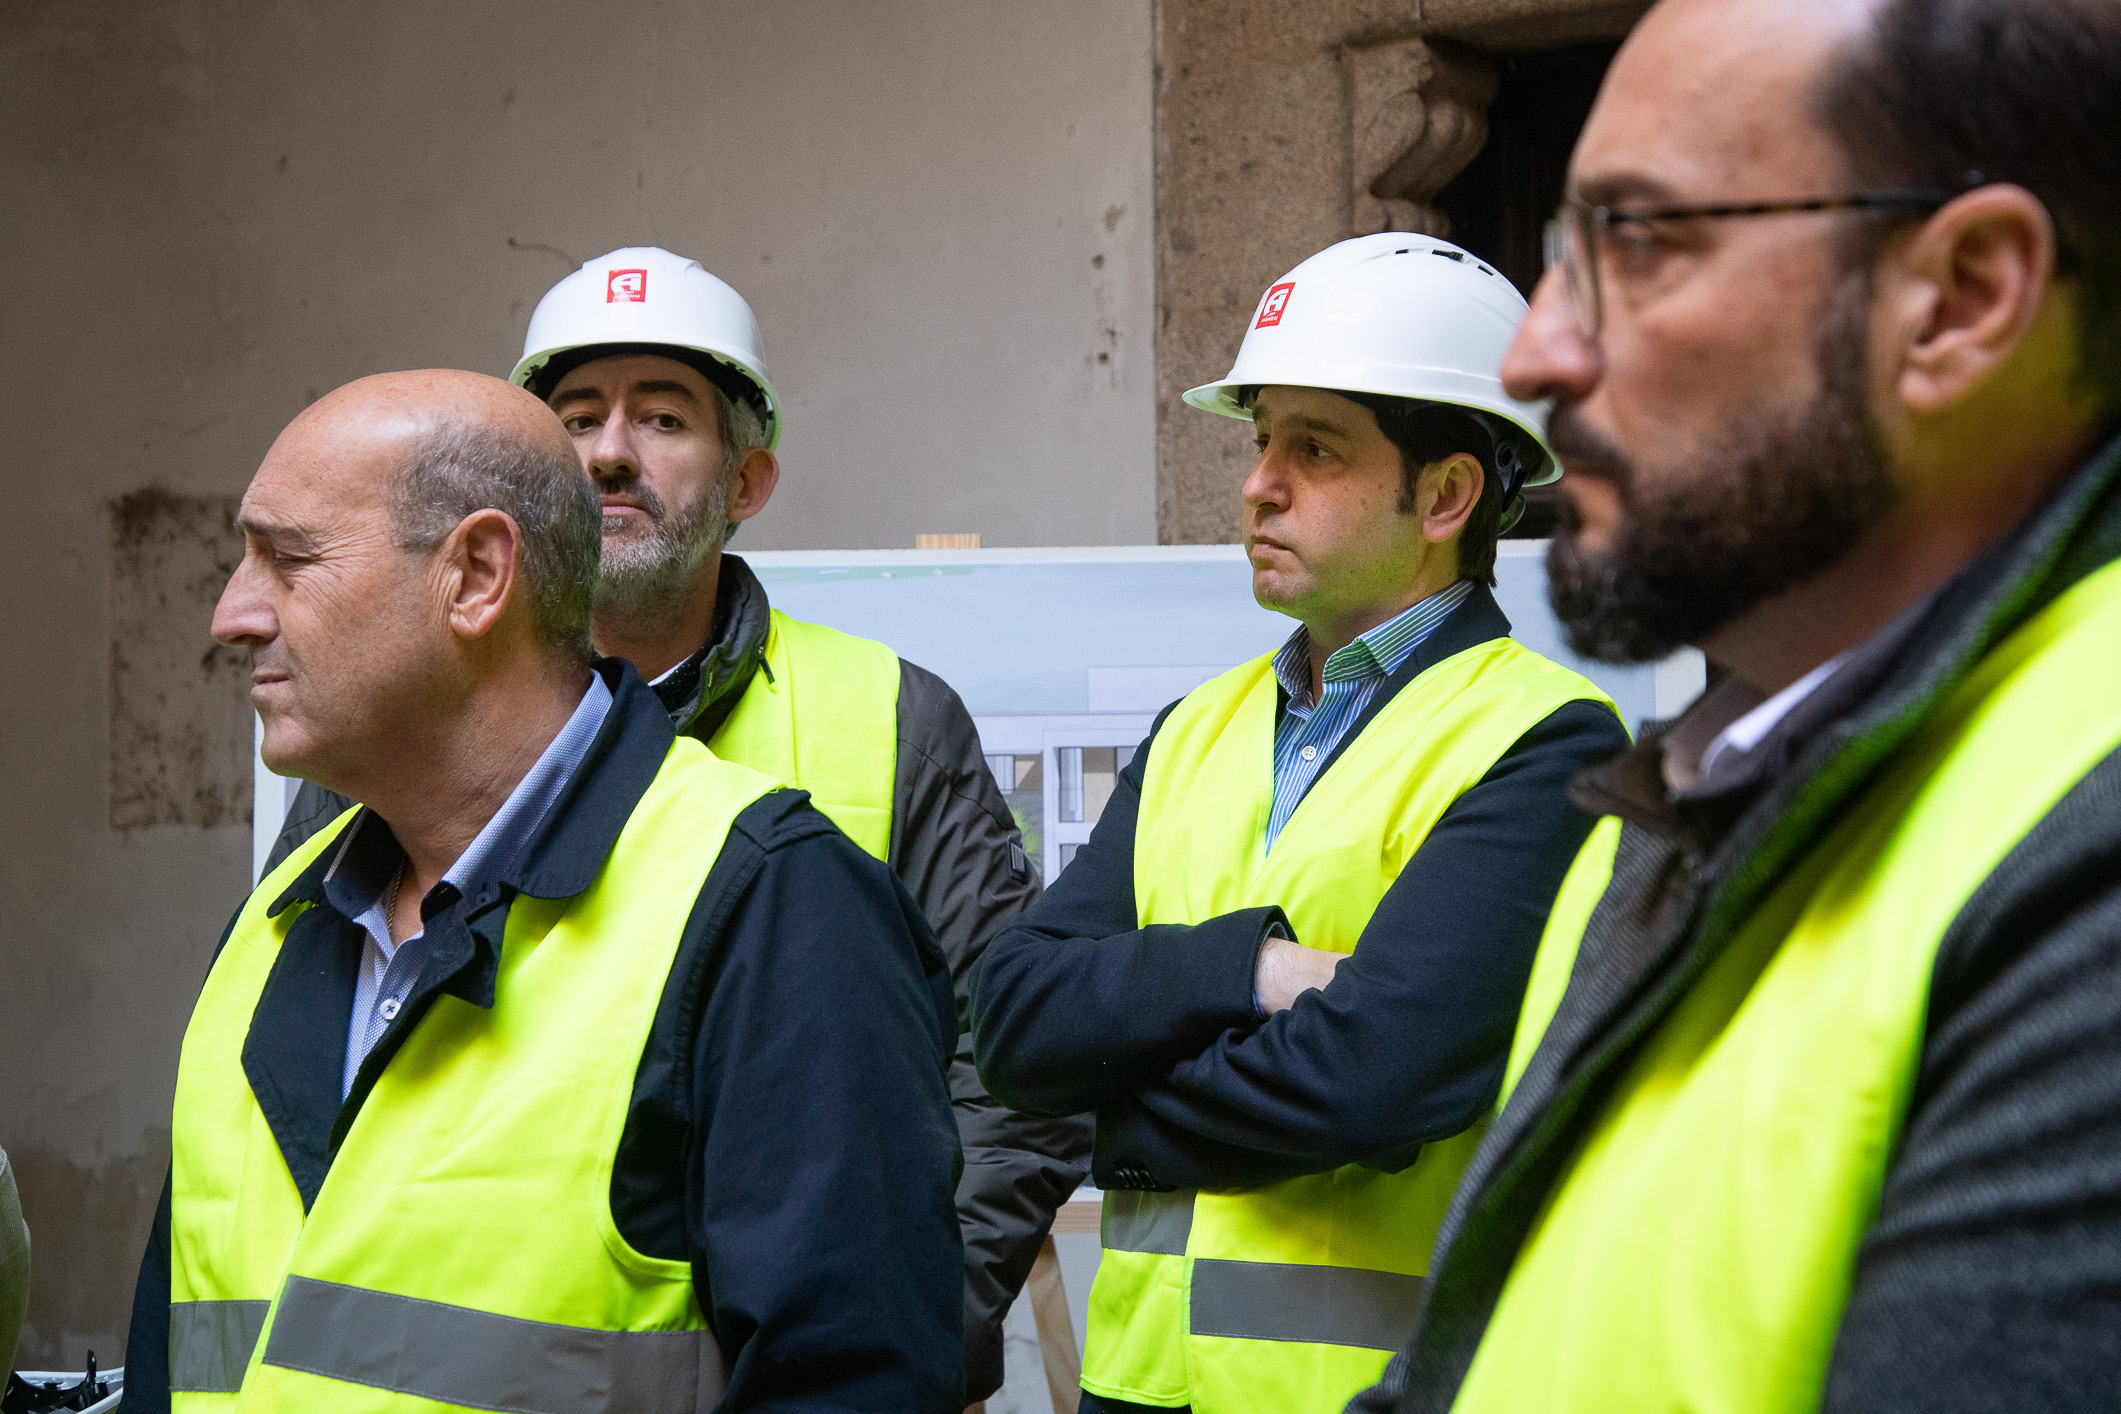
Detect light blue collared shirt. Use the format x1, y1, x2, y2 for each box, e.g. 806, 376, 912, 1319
1265, 580, 1474, 850
327, 673, 614, 1095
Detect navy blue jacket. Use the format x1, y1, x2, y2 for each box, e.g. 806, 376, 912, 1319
122, 661, 965, 1413
970, 588, 1628, 1190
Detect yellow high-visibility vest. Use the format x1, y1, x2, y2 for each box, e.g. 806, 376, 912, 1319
1453, 557, 2121, 1413
1499, 813, 1621, 1108
167, 738, 778, 1411
1081, 634, 1614, 1414
707, 608, 898, 861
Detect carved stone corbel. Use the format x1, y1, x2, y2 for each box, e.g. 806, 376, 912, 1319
1342, 35, 1500, 238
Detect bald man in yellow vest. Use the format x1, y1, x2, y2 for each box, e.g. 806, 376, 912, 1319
124, 371, 963, 1412
263, 249, 1089, 1407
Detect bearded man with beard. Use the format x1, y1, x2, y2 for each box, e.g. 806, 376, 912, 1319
264, 249, 1089, 1411
1351, 0, 2121, 1411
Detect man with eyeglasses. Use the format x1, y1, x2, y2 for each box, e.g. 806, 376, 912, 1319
1352, 0, 2121, 1411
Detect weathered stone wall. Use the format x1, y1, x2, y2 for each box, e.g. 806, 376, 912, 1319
1155, 0, 1648, 543
1, 0, 1648, 1377
0, 0, 1154, 1369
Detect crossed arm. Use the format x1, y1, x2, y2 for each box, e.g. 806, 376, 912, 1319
969, 699, 1627, 1191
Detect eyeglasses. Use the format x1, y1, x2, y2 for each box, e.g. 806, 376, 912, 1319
1543, 188, 1962, 339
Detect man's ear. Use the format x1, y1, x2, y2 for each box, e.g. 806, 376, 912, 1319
726, 447, 780, 529
1883, 184, 2056, 415
439, 509, 523, 641
1418, 453, 1484, 545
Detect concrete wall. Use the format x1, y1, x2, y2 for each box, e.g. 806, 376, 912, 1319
0, 0, 1153, 1368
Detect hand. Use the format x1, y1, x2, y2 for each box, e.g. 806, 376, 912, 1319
1255, 936, 1344, 1015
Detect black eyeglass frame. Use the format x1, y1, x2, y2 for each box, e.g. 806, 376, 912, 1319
1543, 187, 1965, 338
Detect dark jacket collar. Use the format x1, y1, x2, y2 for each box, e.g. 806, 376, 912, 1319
652, 552, 774, 741
241, 662, 678, 1201
507, 658, 679, 897
1406, 580, 1513, 672
1573, 424, 2121, 881
1305, 581, 1514, 786
268, 657, 676, 921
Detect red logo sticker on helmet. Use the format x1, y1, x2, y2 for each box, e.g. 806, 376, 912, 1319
1255, 282, 1295, 329
606, 269, 647, 303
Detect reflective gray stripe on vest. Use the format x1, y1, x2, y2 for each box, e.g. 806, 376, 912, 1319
169, 1299, 272, 1392
1189, 1258, 1424, 1351
1101, 1188, 1195, 1256
262, 1275, 728, 1414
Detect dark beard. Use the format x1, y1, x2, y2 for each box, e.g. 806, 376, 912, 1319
592, 475, 728, 620
1545, 278, 1895, 664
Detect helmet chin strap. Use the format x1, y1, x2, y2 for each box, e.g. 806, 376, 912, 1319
1493, 438, 1527, 534
1498, 494, 1528, 537
1463, 409, 1531, 534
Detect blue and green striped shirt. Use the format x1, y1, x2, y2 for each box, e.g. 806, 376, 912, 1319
1266, 580, 1475, 850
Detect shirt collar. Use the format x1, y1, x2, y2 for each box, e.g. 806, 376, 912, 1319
269, 661, 682, 1019
450, 672, 611, 891
1695, 652, 1847, 784
1271, 579, 1477, 708
312, 672, 613, 925
497, 659, 683, 900
270, 659, 669, 920
1572, 610, 1932, 863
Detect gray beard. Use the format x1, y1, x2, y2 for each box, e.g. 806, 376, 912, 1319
1545, 269, 1896, 665
593, 477, 728, 621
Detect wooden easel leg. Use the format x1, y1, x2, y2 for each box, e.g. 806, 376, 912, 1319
1026, 1235, 1082, 1414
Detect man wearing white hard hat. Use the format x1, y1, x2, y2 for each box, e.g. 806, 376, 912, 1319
265, 246, 1087, 1407
970, 235, 1629, 1414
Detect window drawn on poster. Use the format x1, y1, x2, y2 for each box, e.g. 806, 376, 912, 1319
976, 663, 1234, 882
979, 720, 1159, 884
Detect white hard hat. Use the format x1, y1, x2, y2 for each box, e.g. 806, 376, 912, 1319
1183, 233, 1557, 490
511, 246, 782, 450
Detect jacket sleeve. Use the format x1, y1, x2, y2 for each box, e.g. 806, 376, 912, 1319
263, 780, 356, 876
890, 660, 1092, 1401
1089, 700, 1628, 1190
116, 1173, 172, 1412
969, 705, 1284, 1121
686, 792, 965, 1414
1819, 752, 2121, 1414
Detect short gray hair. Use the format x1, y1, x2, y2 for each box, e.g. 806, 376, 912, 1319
705, 381, 771, 544
387, 420, 602, 659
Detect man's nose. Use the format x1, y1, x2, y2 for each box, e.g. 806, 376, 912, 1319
1242, 448, 1288, 516
1501, 266, 1601, 407
212, 556, 276, 648
584, 411, 638, 483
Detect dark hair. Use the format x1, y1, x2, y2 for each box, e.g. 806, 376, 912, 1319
1815, 0, 2121, 418
388, 420, 603, 661
527, 342, 771, 450
1340, 393, 1530, 587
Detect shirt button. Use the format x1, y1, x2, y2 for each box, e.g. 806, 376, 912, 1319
1300, 745, 1318, 761
379, 997, 401, 1021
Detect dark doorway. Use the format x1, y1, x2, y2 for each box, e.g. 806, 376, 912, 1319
1434, 40, 1618, 539
1437, 40, 1617, 298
